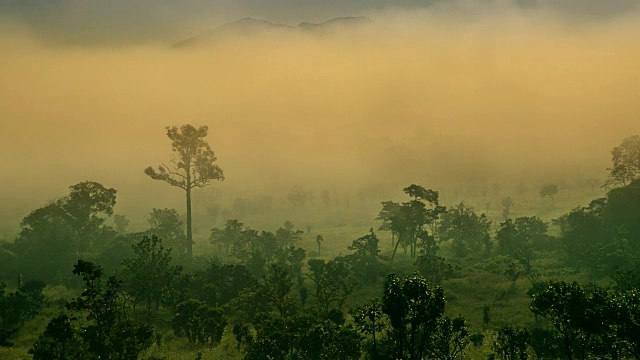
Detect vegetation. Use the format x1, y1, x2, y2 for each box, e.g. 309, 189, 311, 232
145, 124, 225, 257
3, 130, 640, 359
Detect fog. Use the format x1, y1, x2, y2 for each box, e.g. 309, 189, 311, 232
1, 2, 639, 236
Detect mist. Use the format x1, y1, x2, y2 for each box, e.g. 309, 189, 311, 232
1, 2, 639, 236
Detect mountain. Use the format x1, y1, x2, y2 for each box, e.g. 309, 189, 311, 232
173, 16, 372, 48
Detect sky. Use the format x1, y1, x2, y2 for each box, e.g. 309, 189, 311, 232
0, 0, 638, 45
0, 0, 639, 236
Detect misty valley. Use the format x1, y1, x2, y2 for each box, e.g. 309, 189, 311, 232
2, 2, 640, 360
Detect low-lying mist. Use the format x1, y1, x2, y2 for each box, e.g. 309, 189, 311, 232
1, 4, 639, 236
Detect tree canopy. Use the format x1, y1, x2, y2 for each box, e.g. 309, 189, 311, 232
145, 124, 224, 257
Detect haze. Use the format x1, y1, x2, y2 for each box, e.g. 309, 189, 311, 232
1, 1, 639, 237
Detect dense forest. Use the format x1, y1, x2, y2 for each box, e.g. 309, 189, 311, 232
1, 125, 640, 359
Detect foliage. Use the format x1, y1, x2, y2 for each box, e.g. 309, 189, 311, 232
605, 134, 640, 188
0, 280, 46, 329
29, 260, 153, 360
246, 312, 361, 360
380, 184, 446, 260
12, 181, 117, 282
210, 219, 244, 256
438, 202, 492, 258
496, 217, 549, 281
147, 208, 187, 256
113, 214, 130, 234
254, 264, 297, 317
341, 229, 385, 284
382, 273, 446, 359
539, 184, 559, 204
556, 191, 640, 274
307, 258, 357, 317
529, 280, 619, 360
491, 326, 530, 360
122, 235, 173, 322
145, 124, 224, 257
430, 316, 470, 360
171, 299, 227, 345
414, 253, 457, 285
501, 196, 513, 219
190, 261, 257, 307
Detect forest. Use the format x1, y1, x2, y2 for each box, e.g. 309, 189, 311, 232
1, 125, 640, 360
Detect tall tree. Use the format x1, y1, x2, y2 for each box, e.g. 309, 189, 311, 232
145, 124, 224, 257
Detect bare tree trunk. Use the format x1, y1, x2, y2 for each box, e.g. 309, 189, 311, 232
186, 182, 193, 257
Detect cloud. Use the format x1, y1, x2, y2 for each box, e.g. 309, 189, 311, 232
0, 0, 638, 45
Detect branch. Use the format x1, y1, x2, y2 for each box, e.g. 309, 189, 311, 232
161, 163, 187, 181
144, 166, 187, 190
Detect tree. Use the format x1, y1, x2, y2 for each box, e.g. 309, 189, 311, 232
171, 299, 227, 345
606, 134, 640, 188
382, 273, 446, 359
147, 208, 187, 256
209, 219, 244, 256
501, 196, 513, 219
0, 280, 46, 330
376, 200, 401, 248
415, 254, 457, 285
352, 299, 384, 359
316, 234, 323, 255
122, 235, 172, 323
431, 316, 470, 360
491, 326, 530, 360
255, 264, 296, 317
438, 202, 492, 257
307, 259, 357, 317
530, 281, 619, 360
539, 184, 559, 205
13, 181, 117, 281
497, 217, 549, 281
29, 260, 153, 360
342, 229, 385, 284
380, 185, 446, 260
556, 195, 639, 274
113, 214, 130, 234
145, 124, 224, 257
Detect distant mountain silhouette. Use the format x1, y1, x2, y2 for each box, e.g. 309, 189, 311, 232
173, 16, 372, 48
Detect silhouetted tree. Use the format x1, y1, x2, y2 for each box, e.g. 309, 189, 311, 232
113, 214, 129, 234
501, 196, 513, 219
497, 217, 549, 282
13, 181, 117, 281
122, 235, 172, 323
539, 184, 559, 205
147, 208, 187, 255
30, 260, 153, 359
316, 234, 323, 255
376, 200, 401, 248
307, 259, 357, 317
145, 124, 224, 257
342, 229, 385, 284
382, 273, 446, 359
605, 134, 640, 188
491, 326, 530, 360
381, 185, 446, 260
438, 202, 492, 257
171, 299, 227, 345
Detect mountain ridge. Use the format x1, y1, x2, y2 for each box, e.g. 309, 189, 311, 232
173, 16, 372, 48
